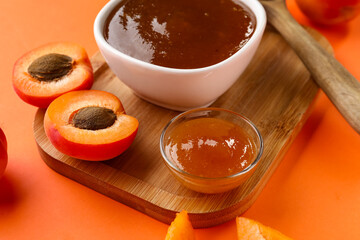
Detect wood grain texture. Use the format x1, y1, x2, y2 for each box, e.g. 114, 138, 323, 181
261, 0, 360, 134
33, 25, 332, 228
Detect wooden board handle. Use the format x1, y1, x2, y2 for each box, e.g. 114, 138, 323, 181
261, 0, 360, 134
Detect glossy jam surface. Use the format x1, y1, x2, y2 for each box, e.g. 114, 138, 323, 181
165, 117, 256, 178
104, 0, 256, 69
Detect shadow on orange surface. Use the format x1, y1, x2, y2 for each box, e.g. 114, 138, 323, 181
263, 94, 329, 186
0, 174, 19, 213
296, 94, 328, 150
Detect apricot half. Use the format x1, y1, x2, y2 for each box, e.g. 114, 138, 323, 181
165, 211, 195, 240
44, 90, 139, 161
13, 42, 93, 108
236, 217, 293, 240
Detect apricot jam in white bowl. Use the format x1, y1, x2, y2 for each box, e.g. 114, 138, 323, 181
94, 0, 266, 111
160, 108, 263, 194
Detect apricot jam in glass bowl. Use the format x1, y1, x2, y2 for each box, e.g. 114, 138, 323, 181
160, 108, 263, 194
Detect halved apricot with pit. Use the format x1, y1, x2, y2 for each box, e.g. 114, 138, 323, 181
13, 42, 93, 108
44, 90, 139, 161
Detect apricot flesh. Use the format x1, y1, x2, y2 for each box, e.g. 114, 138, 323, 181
165, 211, 195, 240
12, 42, 93, 108
44, 90, 139, 161
236, 217, 293, 240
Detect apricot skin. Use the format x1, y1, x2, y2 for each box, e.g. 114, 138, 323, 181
13, 79, 93, 108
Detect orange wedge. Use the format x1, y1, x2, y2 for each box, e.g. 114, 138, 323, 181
165, 210, 195, 240
236, 217, 293, 240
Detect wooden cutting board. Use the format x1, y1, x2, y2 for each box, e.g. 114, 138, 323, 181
33, 25, 331, 228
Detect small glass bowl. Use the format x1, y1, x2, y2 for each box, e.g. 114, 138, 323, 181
160, 108, 263, 194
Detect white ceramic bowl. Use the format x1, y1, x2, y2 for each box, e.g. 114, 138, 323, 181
94, 0, 266, 111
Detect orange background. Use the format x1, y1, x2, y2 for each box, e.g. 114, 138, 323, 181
1, 0, 360, 239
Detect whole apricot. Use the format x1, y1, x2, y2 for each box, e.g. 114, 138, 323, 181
295, 0, 360, 25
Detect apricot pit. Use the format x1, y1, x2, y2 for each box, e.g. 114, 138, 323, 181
44, 90, 139, 161
28, 53, 73, 81
72, 106, 117, 130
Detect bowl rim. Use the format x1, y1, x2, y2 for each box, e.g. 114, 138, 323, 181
93, 0, 267, 73
159, 107, 264, 180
